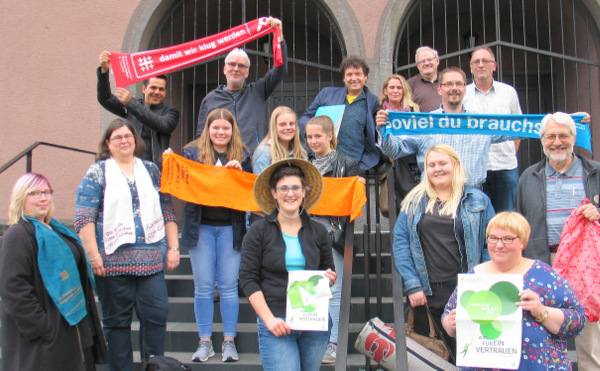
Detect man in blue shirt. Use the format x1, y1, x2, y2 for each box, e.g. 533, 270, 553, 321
376, 67, 514, 188
299, 56, 380, 171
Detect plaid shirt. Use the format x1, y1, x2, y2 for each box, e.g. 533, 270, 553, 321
378, 107, 513, 187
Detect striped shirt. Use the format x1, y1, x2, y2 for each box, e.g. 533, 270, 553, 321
545, 156, 585, 245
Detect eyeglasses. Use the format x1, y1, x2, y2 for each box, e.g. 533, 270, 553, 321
470, 59, 495, 65
110, 134, 134, 142
29, 190, 53, 199
275, 185, 306, 194
416, 57, 436, 65
487, 235, 519, 245
226, 62, 249, 69
440, 82, 466, 88
543, 133, 572, 142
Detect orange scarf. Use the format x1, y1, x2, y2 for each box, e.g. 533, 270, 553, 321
161, 152, 366, 221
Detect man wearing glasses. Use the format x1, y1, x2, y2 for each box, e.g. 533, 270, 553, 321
195, 17, 288, 155
407, 46, 442, 113
376, 67, 514, 188
463, 46, 523, 213
516, 112, 600, 371
97, 52, 180, 168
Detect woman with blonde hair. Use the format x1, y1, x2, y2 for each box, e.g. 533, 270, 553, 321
1, 173, 108, 370
443, 212, 585, 370
181, 108, 250, 363
252, 106, 307, 175
379, 74, 419, 112
393, 144, 494, 354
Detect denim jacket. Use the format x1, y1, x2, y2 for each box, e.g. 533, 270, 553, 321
393, 187, 494, 295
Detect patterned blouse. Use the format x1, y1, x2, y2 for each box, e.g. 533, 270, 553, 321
74, 159, 177, 276
443, 260, 585, 370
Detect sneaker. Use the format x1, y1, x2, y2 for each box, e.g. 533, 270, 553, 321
322, 342, 337, 364
192, 340, 215, 362
222, 340, 240, 362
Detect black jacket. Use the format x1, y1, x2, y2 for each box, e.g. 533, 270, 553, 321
313, 150, 360, 179
0, 219, 108, 370
239, 211, 334, 317
97, 68, 179, 168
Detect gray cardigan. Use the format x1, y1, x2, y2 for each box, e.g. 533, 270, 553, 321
516, 154, 600, 264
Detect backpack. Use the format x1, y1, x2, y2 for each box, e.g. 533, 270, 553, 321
141, 355, 191, 371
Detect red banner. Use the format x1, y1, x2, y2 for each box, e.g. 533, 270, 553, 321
109, 17, 283, 88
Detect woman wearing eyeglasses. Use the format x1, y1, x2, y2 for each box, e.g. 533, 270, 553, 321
0, 173, 108, 371
239, 159, 336, 371
75, 118, 179, 371
180, 108, 250, 363
442, 212, 585, 370
393, 144, 495, 354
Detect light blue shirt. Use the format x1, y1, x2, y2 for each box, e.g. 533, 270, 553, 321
378, 107, 513, 187
283, 232, 305, 271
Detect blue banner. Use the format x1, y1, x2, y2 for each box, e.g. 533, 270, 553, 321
381, 112, 592, 153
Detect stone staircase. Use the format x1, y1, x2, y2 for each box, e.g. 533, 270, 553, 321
123, 231, 396, 370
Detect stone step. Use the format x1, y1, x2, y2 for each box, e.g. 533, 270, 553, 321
165, 273, 395, 298
130, 322, 371, 355
120, 352, 382, 371
159, 296, 396, 326
168, 251, 394, 276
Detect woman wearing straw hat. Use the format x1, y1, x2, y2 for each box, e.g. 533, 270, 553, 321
239, 158, 336, 371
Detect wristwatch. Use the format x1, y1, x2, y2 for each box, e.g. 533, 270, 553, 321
535, 306, 549, 323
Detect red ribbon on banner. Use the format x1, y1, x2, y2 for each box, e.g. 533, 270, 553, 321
109, 17, 283, 88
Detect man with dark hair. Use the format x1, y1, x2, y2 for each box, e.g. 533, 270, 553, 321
376, 67, 514, 188
463, 46, 522, 212
195, 17, 287, 155
97, 51, 179, 168
299, 55, 380, 170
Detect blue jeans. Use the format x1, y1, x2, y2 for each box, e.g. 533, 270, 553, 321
329, 248, 343, 343
257, 317, 330, 371
95, 273, 169, 371
189, 224, 240, 337
483, 168, 519, 212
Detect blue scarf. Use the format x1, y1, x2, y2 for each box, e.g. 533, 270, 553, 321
24, 216, 93, 325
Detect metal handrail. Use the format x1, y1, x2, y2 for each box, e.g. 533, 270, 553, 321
0, 142, 96, 175
386, 163, 409, 370
335, 220, 355, 371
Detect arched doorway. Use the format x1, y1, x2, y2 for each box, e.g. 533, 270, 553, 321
146, 0, 346, 154
394, 0, 600, 167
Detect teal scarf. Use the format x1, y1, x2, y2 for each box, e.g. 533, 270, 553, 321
24, 216, 92, 325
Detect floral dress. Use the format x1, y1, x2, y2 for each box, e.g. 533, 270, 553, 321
443, 260, 585, 370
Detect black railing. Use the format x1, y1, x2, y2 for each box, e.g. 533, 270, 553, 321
0, 142, 95, 175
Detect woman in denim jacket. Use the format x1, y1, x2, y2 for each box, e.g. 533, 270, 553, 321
393, 144, 494, 355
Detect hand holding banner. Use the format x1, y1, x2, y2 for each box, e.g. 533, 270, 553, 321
382, 112, 592, 153
109, 17, 283, 88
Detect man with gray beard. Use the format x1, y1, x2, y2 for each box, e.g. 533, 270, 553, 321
516, 111, 600, 371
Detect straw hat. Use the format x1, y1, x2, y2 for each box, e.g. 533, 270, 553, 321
254, 158, 323, 215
